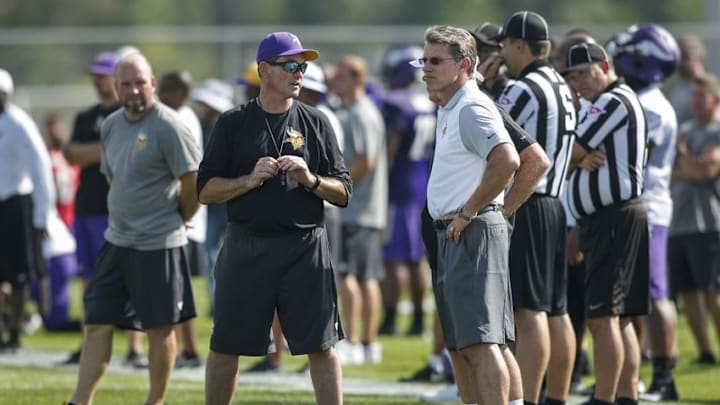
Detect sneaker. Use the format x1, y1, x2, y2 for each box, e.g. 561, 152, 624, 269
175, 351, 203, 369
334, 340, 364, 365
23, 313, 43, 335
399, 364, 445, 382
3, 337, 20, 353
243, 357, 281, 373
421, 384, 460, 403
59, 349, 82, 365
695, 352, 717, 365
124, 350, 148, 369
363, 342, 382, 364
640, 379, 680, 402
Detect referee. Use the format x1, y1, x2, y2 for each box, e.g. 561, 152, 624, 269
494, 11, 577, 405
565, 42, 649, 405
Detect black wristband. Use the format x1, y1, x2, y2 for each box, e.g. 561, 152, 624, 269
306, 175, 321, 192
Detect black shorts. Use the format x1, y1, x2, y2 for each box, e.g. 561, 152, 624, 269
509, 195, 568, 316
579, 199, 649, 319
84, 243, 197, 330
337, 225, 384, 282
210, 224, 342, 356
668, 232, 720, 293
0, 194, 45, 285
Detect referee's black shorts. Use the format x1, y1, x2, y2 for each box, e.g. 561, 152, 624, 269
509, 194, 568, 316
579, 199, 649, 319
0, 194, 45, 286
210, 223, 343, 356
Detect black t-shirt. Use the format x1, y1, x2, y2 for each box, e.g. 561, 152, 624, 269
71, 103, 120, 215
197, 99, 352, 234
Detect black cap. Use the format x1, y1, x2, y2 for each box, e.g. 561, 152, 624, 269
564, 42, 608, 72
496, 11, 549, 41
472, 23, 502, 48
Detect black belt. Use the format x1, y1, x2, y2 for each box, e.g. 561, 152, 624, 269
433, 204, 502, 230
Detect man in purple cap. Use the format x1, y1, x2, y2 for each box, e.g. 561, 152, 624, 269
199, 32, 351, 405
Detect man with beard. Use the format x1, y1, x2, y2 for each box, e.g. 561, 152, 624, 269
66, 52, 200, 405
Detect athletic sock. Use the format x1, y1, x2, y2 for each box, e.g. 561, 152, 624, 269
523, 401, 536, 405
508, 400, 523, 405
543, 398, 565, 405
590, 399, 613, 405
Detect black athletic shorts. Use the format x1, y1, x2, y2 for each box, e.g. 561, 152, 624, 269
84, 242, 197, 330
668, 232, 720, 293
0, 194, 46, 285
578, 199, 649, 319
509, 195, 568, 316
210, 223, 343, 356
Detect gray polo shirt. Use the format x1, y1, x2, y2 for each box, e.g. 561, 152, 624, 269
100, 102, 201, 250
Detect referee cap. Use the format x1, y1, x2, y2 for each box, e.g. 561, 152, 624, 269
564, 42, 609, 73
496, 11, 549, 41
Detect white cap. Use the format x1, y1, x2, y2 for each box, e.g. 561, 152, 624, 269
191, 79, 235, 113
0, 69, 14, 95
302, 62, 327, 94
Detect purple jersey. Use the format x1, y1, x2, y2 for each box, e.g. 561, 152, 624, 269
383, 87, 436, 204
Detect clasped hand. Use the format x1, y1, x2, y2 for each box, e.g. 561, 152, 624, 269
252, 156, 312, 187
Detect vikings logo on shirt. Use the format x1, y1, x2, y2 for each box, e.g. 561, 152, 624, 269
284, 126, 305, 151
136, 133, 147, 149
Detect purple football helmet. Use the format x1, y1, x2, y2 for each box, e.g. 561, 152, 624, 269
605, 23, 680, 84
381, 44, 424, 89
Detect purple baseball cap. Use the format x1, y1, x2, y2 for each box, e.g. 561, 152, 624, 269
256, 32, 319, 63
88, 51, 118, 76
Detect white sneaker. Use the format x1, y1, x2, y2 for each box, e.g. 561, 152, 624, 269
363, 342, 382, 364
334, 340, 364, 365
421, 383, 460, 403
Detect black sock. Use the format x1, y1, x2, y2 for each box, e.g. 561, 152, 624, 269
523, 401, 536, 405
651, 356, 673, 383
615, 397, 638, 405
8, 329, 18, 342
383, 307, 396, 324
544, 398, 565, 405
590, 399, 613, 405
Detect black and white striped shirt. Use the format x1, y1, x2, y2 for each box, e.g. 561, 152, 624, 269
568, 81, 648, 219
498, 61, 576, 198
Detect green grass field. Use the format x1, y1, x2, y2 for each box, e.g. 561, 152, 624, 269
1, 277, 719, 404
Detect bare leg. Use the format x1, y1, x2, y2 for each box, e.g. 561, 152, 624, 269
268, 311, 284, 366
648, 298, 678, 358
70, 324, 114, 405
339, 275, 361, 343
514, 308, 550, 403
380, 261, 404, 326
502, 345, 523, 403
360, 279, 381, 344
617, 318, 641, 399
128, 330, 144, 356
449, 349, 479, 403
546, 314, 575, 401
681, 291, 713, 355
145, 325, 176, 405
408, 261, 427, 319
205, 351, 239, 405
587, 316, 623, 402
308, 348, 343, 405
459, 343, 509, 405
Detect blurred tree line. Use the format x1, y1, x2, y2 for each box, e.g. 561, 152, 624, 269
0, 0, 705, 27
0, 0, 708, 119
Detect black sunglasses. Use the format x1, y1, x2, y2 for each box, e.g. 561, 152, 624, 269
265, 60, 308, 74
409, 57, 458, 68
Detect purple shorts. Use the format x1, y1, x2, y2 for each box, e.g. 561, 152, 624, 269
383, 202, 425, 263
649, 224, 669, 300
74, 215, 109, 280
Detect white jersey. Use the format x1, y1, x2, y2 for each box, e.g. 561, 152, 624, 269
639, 86, 677, 226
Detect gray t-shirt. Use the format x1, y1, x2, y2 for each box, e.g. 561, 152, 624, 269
337, 95, 388, 229
670, 119, 720, 235
100, 102, 201, 250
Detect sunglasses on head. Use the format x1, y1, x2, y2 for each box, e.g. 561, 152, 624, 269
265, 60, 308, 74
409, 57, 458, 68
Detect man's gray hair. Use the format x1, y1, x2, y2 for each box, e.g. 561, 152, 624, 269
424, 25, 478, 75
